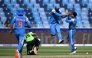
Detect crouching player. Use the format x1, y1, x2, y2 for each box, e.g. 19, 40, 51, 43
66, 12, 77, 54
24, 32, 41, 55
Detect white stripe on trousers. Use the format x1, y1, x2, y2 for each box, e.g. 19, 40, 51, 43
70, 30, 72, 44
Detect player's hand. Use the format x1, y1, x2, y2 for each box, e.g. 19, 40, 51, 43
9, 30, 13, 35
67, 12, 70, 16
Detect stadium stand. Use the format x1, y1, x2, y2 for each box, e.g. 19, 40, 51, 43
0, 0, 91, 28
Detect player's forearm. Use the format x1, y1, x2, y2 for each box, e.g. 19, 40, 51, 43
10, 25, 13, 31
62, 14, 68, 18
53, 12, 62, 16
62, 12, 70, 18
34, 47, 38, 55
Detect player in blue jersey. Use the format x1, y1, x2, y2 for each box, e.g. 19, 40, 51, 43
49, 6, 70, 44
9, 8, 31, 58
66, 12, 77, 54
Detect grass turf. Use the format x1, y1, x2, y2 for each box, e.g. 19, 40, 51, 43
0, 46, 92, 56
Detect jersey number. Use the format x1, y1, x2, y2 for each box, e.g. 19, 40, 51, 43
18, 22, 22, 28
26, 34, 30, 38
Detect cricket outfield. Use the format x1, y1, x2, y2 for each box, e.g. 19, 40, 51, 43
0, 46, 92, 58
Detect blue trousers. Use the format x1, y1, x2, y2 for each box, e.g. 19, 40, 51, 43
14, 32, 25, 53
68, 29, 76, 52
50, 23, 62, 40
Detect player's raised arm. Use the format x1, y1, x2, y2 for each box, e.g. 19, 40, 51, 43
52, 9, 70, 17
26, 17, 31, 28
52, 9, 62, 16
9, 17, 16, 34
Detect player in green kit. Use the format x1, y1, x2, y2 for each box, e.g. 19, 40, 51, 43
24, 32, 41, 55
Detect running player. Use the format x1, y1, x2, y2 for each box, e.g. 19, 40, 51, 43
9, 8, 31, 58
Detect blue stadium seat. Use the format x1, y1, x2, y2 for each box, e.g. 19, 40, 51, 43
89, 0, 92, 3
12, 12, 16, 16
62, 18, 69, 28
34, 16, 41, 22
0, 21, 3, 28
81, 12, 87, 16
81, 16, 90, 27
69, 0, 75, 4
81, 16, 88, 22
88, 4, 92, 8
50, 0, 56, 4
0, 12, 5, 17
4, 0, 10, 5
60, 8, 65, 12
32, 8, 38, 13
0, 0, 92, 28
62, 0, 68, 5
27, 4, 33, 9
43, 23, 49, 28
76, 16, 83, 27
82, 0, 88, 4
47, 4, 53, 9
54, 4, 60, 8
0, 8, 3, 12
67, 4, 73, 9
30, 0, 36, 5
41, 16, 47, 21
82, 8, 88, 13
43, 0, 49, 5
34, 4, 40, 9
74, 4, 80, 8
14, 4, 20, 9
39, 12, 46, 17
24, 0, 29, 5
1, 17, 6, 24
11, 0, 16, 5
7, 4, 12, 9
61, 12, 66, 14
38, 8, 44, 12
36, 22, 43, 28
33, 12, 39, 17
75, 8, 81, 15
11, 8, 16, 13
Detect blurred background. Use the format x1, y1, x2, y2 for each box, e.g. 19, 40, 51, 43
0, 0, 92, 28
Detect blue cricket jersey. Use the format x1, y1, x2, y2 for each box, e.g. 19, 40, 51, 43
11, 16, 31, 34
48, 9, 62, 24
66, 16, 77, 30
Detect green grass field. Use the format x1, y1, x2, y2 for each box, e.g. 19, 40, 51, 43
0, 46, 92, 58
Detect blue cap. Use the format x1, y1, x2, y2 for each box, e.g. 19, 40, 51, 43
16, 8, 26, 15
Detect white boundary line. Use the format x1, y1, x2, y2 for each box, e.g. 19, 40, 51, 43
0, 44, 92, 47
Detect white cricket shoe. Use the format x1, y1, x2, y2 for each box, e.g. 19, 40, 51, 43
75, 47, 77, 50
58, 39, 64, 44
70, 51, 76, 55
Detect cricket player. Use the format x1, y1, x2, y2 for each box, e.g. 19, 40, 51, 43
49, 6, 70, 44
9, 8, 31, 58
66, 12, 77, 54
24, 32, 41, 55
